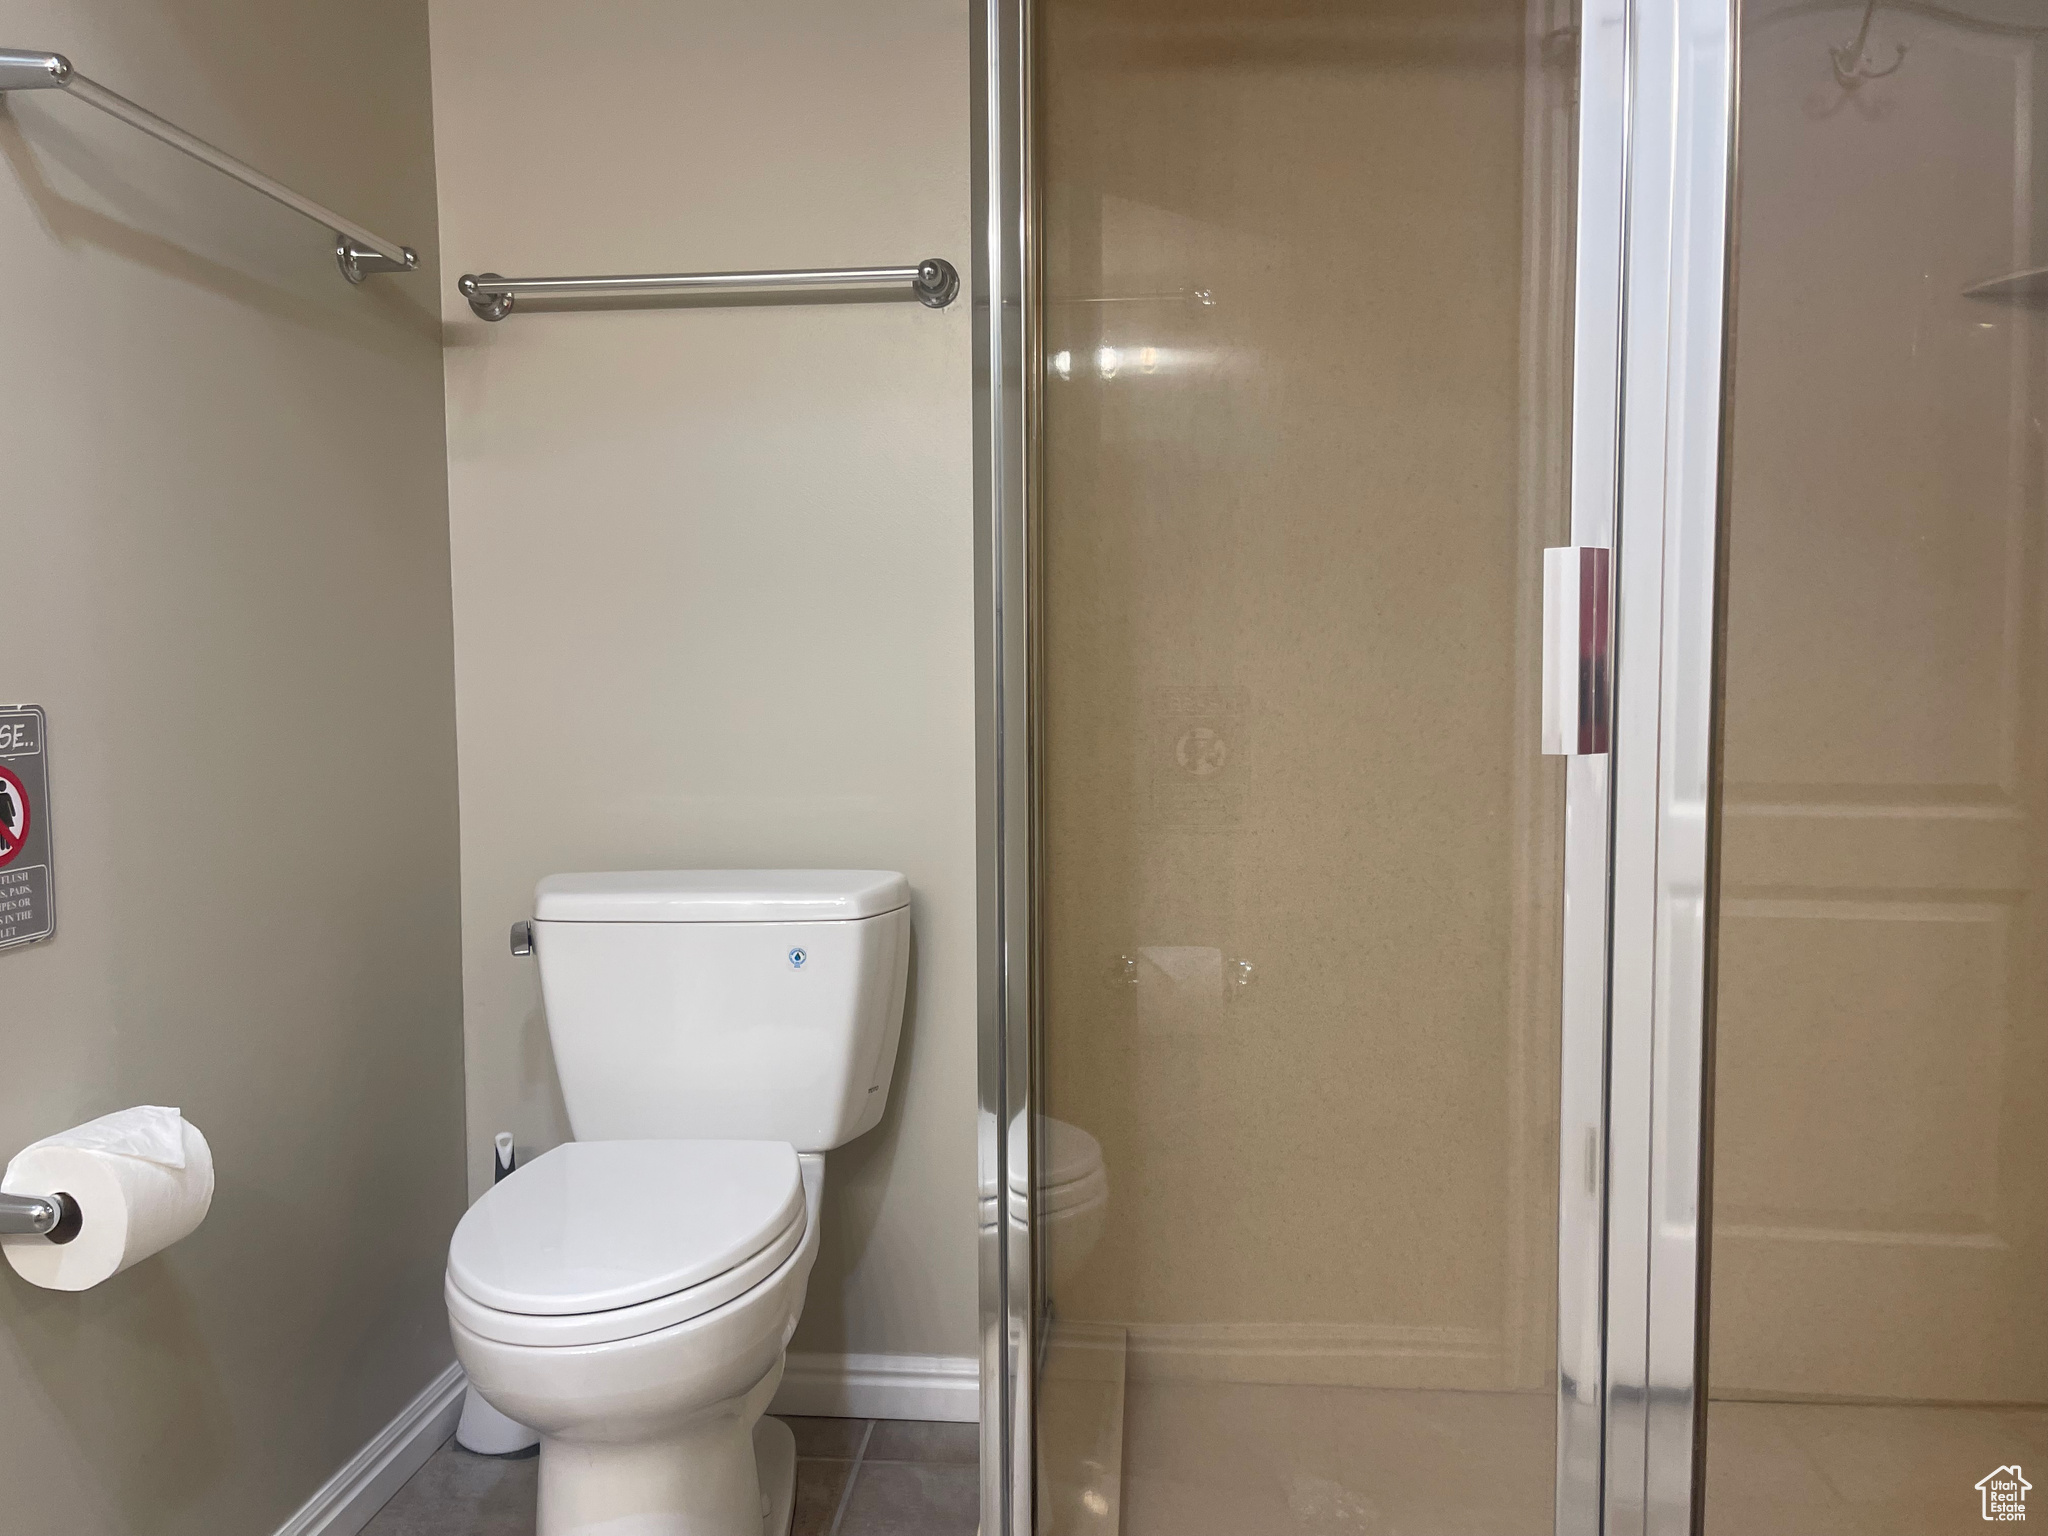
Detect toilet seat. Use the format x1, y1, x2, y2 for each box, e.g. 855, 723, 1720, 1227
446, 1139, 806, 1347
1024, 1163, 1108, 1218
988, 1118, 1106, 1219
1029, 1118, 1103, 1192
447, 1205, 805, 1347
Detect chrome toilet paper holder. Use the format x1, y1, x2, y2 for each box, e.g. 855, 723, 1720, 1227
0, 1191, 82, 1243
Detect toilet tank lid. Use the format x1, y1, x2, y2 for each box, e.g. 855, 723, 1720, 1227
535, 869, 910, 923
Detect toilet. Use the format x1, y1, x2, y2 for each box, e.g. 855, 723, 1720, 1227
984, 1117, 1107, 1290
445, 870, 911, 1536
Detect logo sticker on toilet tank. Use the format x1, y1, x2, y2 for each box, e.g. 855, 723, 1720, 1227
788, 947, 807, 970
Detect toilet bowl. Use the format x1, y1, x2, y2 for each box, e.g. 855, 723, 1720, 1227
448, 1140, 823, 1536
982, 1118, 1107, 1289
447, 869, 913, 1536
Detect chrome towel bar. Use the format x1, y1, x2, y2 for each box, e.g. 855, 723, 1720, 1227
457, 258, 960, 321
0, 48, 418, 284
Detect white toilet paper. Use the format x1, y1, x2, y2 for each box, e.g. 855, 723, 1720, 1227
1, 1106, 214, 1291
1134, 945, 1226, 1036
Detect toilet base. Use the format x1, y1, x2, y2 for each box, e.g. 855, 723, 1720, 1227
755, 1415, 795, 1535
528, 1381, 796, 1536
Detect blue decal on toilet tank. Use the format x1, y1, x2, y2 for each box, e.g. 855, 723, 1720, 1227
788, 947, 807, 969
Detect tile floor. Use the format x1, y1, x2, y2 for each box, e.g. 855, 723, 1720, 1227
1701, 1399, 2048, 1536
360, 1390, 2048, 1535
361, 1416, 979, 1536
1108, 1382, 2048, 1535
1117, 1380, 1556, 1536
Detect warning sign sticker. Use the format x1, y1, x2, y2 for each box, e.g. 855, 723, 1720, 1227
0, 765, 29, 868
0, 707, 54, 950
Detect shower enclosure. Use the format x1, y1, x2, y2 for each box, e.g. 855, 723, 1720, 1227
971, 0, 2048, 1531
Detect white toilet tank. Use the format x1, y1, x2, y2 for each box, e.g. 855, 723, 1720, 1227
531, 870, 911, 1152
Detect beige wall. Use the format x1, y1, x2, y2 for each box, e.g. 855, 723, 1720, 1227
1038, 0, 1565, 1389
429, 0, 980, 1364
0, 4, 463, 1534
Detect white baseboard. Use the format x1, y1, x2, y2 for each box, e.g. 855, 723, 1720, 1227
770, 1351, 978, 1423
274, 1361, 466, 1536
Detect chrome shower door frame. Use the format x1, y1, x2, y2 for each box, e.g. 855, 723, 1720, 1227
969, 0, 1739, 1531
1555, 1, 1629, 1530
1599, 1, 1737, 1533
971, 0, 1035, 1534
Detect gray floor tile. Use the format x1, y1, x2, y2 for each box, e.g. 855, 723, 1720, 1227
362, 1437, 537, 1536
865, 1419, 980, 1465
781, 1414, 874, 1459
362, 1418, 979, 1536
836, 1459, 980, 1536
793, 1457, 854, 1536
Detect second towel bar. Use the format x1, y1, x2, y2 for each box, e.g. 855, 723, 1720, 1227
0, 47, 417, 284
458, 258, 959, 321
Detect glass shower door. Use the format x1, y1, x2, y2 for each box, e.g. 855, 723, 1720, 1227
1024, 3, 1600, 1531
1698, 3, 2048, 1530
985, 2, 2048, 1529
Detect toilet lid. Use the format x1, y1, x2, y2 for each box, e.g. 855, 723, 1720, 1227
992, 1117, 1103, 1194
1025, 1118, 1104, 1193
448, 1140, 804, 1316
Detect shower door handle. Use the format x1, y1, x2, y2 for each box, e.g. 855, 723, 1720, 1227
1541, 546, 1612, 756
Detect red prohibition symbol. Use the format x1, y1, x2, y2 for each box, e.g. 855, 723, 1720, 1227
0, 764, 29, 869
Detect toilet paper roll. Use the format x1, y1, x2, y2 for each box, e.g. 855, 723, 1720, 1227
1135, 945, 1225, 1036
1, 1107, 214, 1291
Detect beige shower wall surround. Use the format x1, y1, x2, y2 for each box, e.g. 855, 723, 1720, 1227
1037, 0, 1564, 1387
0, 3, 463, 1534
428, 0, 981, 1364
